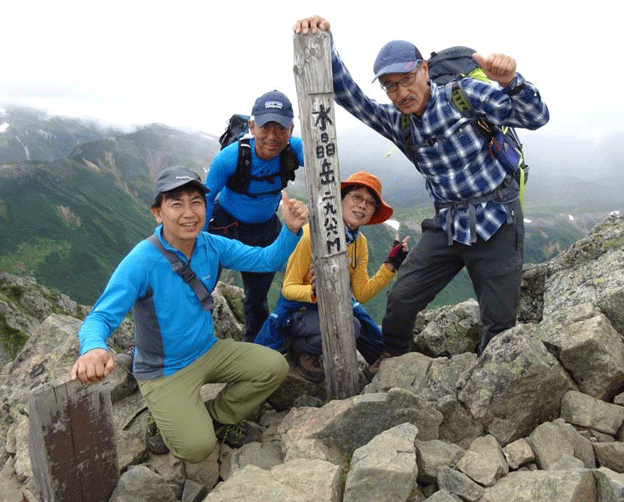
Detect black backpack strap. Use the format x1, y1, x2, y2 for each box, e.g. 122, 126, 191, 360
400, 113, 417, 166
226, 138, 252, 194
226, 138, 298, 197
279, 144, 299, 188
147, 234, 214, 311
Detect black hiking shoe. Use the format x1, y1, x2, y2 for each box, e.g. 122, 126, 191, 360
145, 413, 170, 455
214, 420, 261, 449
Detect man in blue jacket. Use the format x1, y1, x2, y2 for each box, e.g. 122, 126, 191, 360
71, 165, 308, 462
293, 16, 549, 371
205, 90, 304, 342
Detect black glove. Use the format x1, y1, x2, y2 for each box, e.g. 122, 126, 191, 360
385, 240, 408, 270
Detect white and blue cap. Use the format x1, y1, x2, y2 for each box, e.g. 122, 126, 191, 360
372, 40, 424, 82
153, 166, 208, 201
251, 90, 294, 128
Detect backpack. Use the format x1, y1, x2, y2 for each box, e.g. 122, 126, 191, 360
218, 114, 250, 150
402, 46, 529, 205
218, 114, 299, 198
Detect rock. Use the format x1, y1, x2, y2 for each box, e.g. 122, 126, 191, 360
517, 262, 548, 324
434, 394, 484, 448
594, 467, 624, 502
414, 439, 464, 485
480, 469, 598, 501
554, 418, 596, 468
0, 457, 23, 502
183, 447, 220, 492
455, 435, 509, 486
181, 479, 206, 502
544, 214, 624, 334
423, 352, 477, 402
436, 466, 485, 502
211, 282, 245, 340
222, 439, 283, 480
279, 388, 442, 464
561, 390, 624, 435
343, 423, 418, 502
2, 215, 624, 502
412, 300, 482, 357
108, 465, 177, 502
458, 327, 575, 444
537, 305, 624, 400
546, 453, 585, 471
364, 352, 432, 394
268, 371, 328, 411
502, 438, 535, 470
526, 421, 575, 470
593, 442, 624, 473
204, 461, 342, 502
424, 490, 463, 501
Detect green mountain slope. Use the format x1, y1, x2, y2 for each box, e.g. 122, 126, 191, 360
0, 125, 219, 305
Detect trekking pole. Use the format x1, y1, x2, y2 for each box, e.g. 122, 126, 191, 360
293, 30, 360, 399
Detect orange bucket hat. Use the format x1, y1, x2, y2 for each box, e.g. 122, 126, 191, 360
340, 171, 393, 225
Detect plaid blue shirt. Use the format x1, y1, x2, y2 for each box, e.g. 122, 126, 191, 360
331, 44, 549, 245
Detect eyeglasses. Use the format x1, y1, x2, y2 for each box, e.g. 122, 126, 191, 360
348, 192, 378, 211
380, 65, 422, 94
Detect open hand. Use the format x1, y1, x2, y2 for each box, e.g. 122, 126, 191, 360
472, 53, 516, 87
293, 15, 331, 34
281, 191, 308, 234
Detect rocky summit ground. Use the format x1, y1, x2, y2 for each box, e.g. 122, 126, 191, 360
1, 214, 623, 502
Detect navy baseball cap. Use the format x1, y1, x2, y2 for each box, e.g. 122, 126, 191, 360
153, 166, 208, 201
372, 40, 423, 82
251, 90, 294, 128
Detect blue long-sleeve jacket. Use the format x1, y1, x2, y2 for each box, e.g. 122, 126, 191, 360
78, 224, 301, 379
204, 137, 304, 224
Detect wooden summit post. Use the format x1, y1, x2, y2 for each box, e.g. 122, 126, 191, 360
293, 30, 360, 399
28, 379, 119, 502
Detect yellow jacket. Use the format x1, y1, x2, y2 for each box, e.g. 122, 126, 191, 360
282, 224, 395, 304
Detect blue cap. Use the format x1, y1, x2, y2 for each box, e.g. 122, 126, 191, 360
372, 40, 423, 82
251, 90, 294, 128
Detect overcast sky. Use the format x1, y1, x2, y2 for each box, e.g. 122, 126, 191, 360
2, 1, 621, 151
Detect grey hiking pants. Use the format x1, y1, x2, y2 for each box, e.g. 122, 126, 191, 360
382, 199, 524, 355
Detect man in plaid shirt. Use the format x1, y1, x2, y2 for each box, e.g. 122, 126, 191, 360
294, 15, 549, 369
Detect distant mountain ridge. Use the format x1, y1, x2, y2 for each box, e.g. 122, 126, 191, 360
0, 106, 621, 319
0, 105, 120, 163
0, 120, 220, 304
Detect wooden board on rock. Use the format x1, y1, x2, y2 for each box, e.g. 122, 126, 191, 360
28, 378, 119, 502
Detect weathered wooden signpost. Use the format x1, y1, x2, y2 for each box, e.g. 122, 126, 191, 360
28, 379, 119, 502
293, 30, 360, 399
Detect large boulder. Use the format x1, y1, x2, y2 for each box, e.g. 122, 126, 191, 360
458, 327, 575, 444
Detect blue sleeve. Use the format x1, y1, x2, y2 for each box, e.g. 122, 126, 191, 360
78, 246, 150, 354
290, 137, 305, 166
218, 225, 302, 272
461, 74, 550, 131
204, 142, 239, 227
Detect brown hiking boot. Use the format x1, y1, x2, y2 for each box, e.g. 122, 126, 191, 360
363, 351, 392, 381
290, 349, 324, 383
